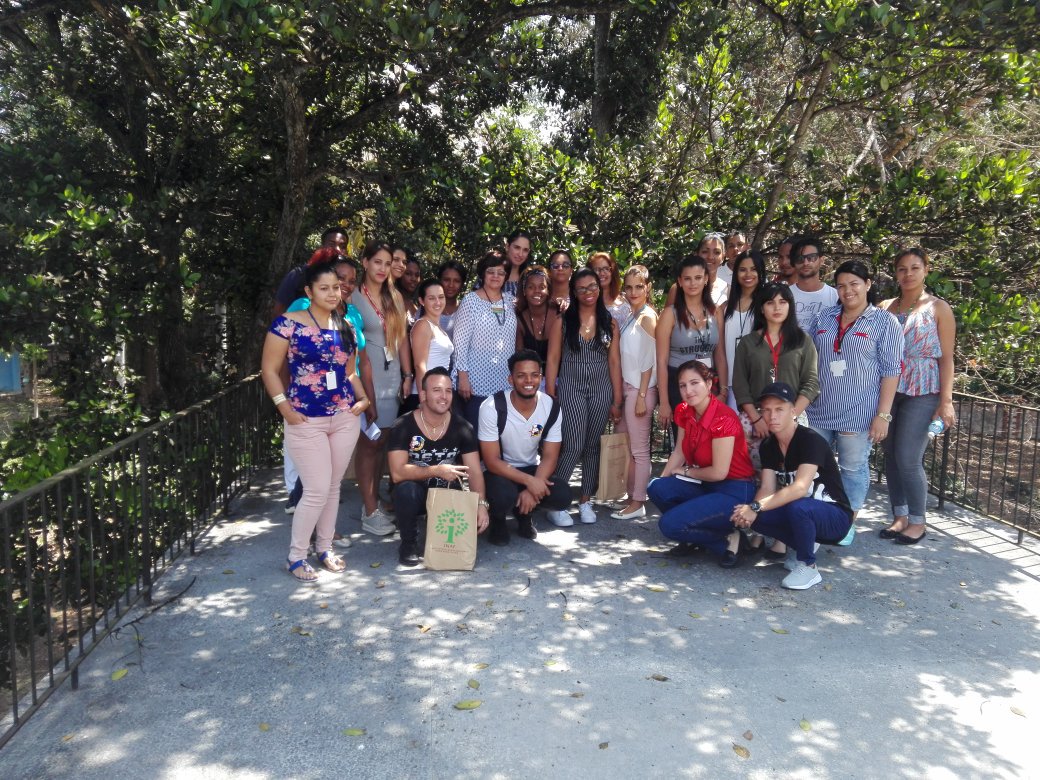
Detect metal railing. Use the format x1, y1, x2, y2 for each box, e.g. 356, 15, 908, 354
0, 374, 279, 748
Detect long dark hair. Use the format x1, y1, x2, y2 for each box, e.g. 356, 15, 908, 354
724, 250, 767, 321
305, 260, 357, 354
752, 281, 805, 352
564, 268, 612, 353
673, 255, 714, 329
834, 260, 880, 305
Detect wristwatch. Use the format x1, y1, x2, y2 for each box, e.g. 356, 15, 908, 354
749, 501, 762, 513
477, 499, 490, 509
876, 412, 893, 422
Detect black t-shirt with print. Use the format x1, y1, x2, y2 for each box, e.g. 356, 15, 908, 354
386, 411, 478, 487
760, 425, 854, 520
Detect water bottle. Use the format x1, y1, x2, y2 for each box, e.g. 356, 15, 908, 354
927, 418, 945, 440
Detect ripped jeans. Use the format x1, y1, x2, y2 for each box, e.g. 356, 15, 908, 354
809, 427, 872, 512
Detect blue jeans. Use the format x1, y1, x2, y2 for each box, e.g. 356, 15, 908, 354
810, 427, 872, 511
648, 476, 756, 556
882, 392, 937, 526
751, 498, 852, 566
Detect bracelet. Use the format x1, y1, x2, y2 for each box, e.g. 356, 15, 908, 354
403, 373, 415, 379
752, 416, 762, 424
271, 393, 287, 405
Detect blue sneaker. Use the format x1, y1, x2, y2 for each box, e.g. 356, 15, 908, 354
837, 524, 855, 546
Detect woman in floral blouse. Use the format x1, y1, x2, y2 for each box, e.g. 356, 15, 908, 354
262, 261, 371, 583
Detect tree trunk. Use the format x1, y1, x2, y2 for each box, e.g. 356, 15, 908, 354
752, 58, 835, 250
591, 12, 615, 139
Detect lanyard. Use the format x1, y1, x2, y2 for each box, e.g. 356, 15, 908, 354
765, 331, 783, 379
306, 307, 341, 355
361, 283, 386, 336
833, 312, 861, 354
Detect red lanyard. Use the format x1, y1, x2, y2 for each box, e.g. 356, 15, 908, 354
833, 313, 859, 354
361, 283, 387, 337
765, 332, 783, 379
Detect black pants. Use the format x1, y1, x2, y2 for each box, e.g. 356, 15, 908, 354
485, 466, 572, 526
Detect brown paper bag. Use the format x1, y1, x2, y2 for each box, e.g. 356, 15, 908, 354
423, 484, 479, 571
595, 430, 630, 501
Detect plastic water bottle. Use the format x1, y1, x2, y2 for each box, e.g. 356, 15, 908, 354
927, 418, 945, 440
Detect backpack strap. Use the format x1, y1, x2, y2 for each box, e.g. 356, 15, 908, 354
494, 390, 508, 437
539, 396, 561, 451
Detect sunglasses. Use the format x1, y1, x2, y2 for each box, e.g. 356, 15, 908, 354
550, 262, 572, 270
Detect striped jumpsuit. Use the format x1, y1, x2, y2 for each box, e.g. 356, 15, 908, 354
553, 322, 615, 496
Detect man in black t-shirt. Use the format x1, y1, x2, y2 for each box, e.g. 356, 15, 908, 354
386, 368, 490, 566
731, 382, 853, 590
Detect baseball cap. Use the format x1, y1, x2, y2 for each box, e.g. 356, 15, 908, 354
757, 382, 796, 404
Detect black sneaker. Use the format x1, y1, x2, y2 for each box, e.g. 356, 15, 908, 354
516, 514, 538, 540
489, 523, 510, 546
399, 541, 422, 567
718, 550, 741, 569
665, 542, 702, 557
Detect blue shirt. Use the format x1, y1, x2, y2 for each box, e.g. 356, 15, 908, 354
269, 314, 356, 417
806, 304, 903, 432
288, 298, 365, 372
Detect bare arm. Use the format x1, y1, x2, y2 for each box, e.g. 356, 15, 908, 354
410, 319, 433, 392
713, 308, 728, 400
461, 450, 490, 533
544, 318, 563, 398
934, 299, 957, 428
608, 319, 623, 422
732, 464, 817, 528
260, 329, 306, 425
656, 307, 675, 425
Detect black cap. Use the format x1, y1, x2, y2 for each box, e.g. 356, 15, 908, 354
757, 382, 796, 404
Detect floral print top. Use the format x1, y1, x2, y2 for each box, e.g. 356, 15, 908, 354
269, 315, 356, 416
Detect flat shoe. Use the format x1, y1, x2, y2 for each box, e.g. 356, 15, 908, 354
879, 528, 904, 540
665, 542, 702, 558
610, 505, 646, 520
718, 550, 741, 569
894, 532, 926, 545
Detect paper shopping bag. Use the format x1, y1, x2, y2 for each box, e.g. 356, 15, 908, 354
595, 430, 630, 502
424, 485, 479, 571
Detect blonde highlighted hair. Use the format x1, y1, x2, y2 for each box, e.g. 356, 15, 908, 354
361, 240, 407, 359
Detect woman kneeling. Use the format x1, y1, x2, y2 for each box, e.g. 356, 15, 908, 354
648, 360, 755, 566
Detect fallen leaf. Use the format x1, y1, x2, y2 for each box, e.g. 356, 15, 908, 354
599, 741, 609, 749
259, 722, 271, 732
777, 696, 787, 703
650, 674, 669, 682
677, 626, 690, 631
1011, 706, 1026, 718
319, 602, 328, 609
646, 585, 667, 592
894, 600, 906, 608
656, 561, 669, 567
375, 581, 386, 589
456, 623, 468, 630
959, 581, 967, 587
290, 626, 311, 636
823, 584, 833, 592
342, 728, 366, 736
799, 718, 811, 732
562, 612, 575, 621
688, 612, 702, 619
472, 663, 490, 670
62, 734, 74, 742
733, 743, 750, 759
273, 612, 282, 619
110, 668, 128, 681
570, 692, 585, 698
453, 699, 482, 710
370, 562, 381, 568
544, 659, 558, 667
743, 730, 753, 741
771, 628, 789, 635
721, 607, 730, 613
467, 679, 480, 690
485, 600, 494, 607
222, 569, 235, 575
418, 625, 432, 633
502, 563, 509, 569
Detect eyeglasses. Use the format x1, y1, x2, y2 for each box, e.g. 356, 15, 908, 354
574, 284, 600, 295
550, 262, 572, 270
591, 266, 611, 275
796, 253, 820, 264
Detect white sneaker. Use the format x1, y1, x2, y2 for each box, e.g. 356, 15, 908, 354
782, 563, 822, 590
578, 501, 597, 524
548, 509, 574, 527
784, 543, 820, 571
362, 508, 396, 536
332, 533, 353, 549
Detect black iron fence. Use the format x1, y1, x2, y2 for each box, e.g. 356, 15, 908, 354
0, 374, 279, 748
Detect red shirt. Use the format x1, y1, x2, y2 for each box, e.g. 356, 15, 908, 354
675, 396, 755, 480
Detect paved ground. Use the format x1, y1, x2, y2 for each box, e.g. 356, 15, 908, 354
2, 471, 1039, 780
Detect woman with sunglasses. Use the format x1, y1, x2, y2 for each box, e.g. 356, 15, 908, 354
545, 268, 623, 526
588, 251, 631, 327
548, 250, 573, 312
806, 261, 903, 524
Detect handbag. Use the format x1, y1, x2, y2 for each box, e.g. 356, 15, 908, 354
423, 479, 479, 571
595, 427, 631, 502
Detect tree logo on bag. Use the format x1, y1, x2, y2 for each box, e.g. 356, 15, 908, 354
435, 508, 469, 544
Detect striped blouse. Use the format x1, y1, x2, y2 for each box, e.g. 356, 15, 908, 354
805, 304, 904, 432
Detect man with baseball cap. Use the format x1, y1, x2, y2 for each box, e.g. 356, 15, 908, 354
730, 381, 853, 589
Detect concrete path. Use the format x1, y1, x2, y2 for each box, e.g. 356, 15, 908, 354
2, 472, 1039, 779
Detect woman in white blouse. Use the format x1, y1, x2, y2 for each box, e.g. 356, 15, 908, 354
453, 250, 518, 428
611, 265, 658, 520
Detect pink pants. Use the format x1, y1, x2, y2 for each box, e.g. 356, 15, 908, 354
283, 411, 361, 562
616, 381, 659, 502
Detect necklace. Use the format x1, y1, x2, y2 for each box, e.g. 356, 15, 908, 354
895, 291, 924, 324
482, 290, 506, 326
527, 308, 548, 339
581, 315, 596, 337
419, 408, 445, 439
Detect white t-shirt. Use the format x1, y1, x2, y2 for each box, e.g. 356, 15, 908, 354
711, 277, 729, 308
791, 283, 838, 332
478, 391, 563, 468
716, 263, 733, 287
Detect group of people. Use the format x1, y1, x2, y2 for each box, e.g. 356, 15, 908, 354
260, 226, 956, 590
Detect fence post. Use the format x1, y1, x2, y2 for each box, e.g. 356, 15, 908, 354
139, 439, 153, 607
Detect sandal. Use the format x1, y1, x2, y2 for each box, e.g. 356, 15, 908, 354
287, 558, 319, 583
317, 550, 346, 573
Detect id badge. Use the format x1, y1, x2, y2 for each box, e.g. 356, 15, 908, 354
326, 371, 338, 390
829, 359, 847, 377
